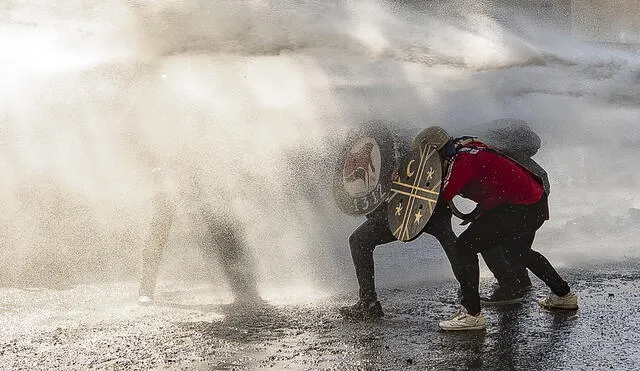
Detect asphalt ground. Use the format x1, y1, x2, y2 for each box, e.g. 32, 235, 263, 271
1, 260, 638, 370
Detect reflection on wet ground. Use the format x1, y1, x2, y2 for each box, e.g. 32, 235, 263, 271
1, 262, 639, 370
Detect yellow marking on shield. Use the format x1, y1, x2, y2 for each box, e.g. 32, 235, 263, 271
406, 159, 415, 177
391, 181, 440, 195
389, 189, 438, 203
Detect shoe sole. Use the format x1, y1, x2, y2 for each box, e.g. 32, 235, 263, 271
439, 325, 486, 331
480, 297, 524, 305
138, 296, 153, 305
537, 302, 578, 310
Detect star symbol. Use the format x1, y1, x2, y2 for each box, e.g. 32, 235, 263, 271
426, 167, 434, 180
395, 203, 403, 216
414, 210, 423, 224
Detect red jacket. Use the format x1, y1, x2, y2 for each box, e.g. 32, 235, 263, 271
442, 141, 544, 212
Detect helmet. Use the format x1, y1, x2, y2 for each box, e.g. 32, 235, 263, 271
413, 126, 451, 150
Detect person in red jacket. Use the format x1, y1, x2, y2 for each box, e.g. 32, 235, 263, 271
415, 126, 578, 331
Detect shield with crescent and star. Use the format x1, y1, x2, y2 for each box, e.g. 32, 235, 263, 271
332, 121, 399, 216
386, 143, 443, 242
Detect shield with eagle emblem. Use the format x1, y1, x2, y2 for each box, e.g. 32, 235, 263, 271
386, 143, 443, 242
333, 121, 398, 216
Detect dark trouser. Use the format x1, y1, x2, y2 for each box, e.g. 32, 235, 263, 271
348, 201, 522, 302
140, 196, 175, 298
499, 234, 534, 286
456, 195, 570, 315
141, 199, 259, 301
205, 217, 260, 300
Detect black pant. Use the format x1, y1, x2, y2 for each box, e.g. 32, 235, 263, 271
348, 201, 522, 303
140, 197, 259, 301
456, 195, 570, 314
203, 215, 260, 300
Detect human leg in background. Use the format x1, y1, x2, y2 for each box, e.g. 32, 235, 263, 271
427, 201, 524, 304
495, 196, 577, 309
207, 216, 262, 304
139, 173, 175, 303
480, 246, 528, 304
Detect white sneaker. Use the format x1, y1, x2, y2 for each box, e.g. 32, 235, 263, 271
537, 292, 578, 310
138, 295, 154, 305
439, 309, 487, 331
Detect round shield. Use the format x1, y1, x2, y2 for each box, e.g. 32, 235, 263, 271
333, 121, 398, 216
387, 144, 443, 242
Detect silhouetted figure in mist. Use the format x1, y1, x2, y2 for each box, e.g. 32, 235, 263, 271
138, 167, 261, 305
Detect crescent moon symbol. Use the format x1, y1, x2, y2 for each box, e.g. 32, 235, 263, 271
406, 160, 415, 177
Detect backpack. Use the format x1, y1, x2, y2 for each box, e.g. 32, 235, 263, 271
459, 118, 541, 158
454, 119, 550, 194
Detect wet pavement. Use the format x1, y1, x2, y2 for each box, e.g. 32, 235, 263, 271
2, 0, 639, 369
1, 260, 639, 370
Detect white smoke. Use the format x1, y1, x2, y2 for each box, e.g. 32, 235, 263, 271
1, 0, 638, 296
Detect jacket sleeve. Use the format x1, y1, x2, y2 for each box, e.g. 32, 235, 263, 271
441, 154, 476, 201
